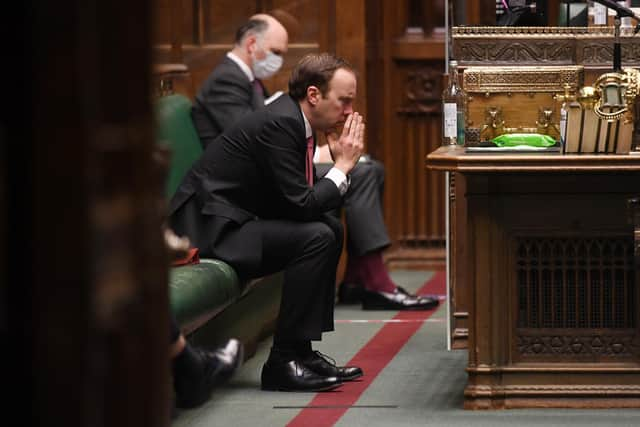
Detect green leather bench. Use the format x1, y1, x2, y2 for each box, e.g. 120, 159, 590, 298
156, 92, 283, 356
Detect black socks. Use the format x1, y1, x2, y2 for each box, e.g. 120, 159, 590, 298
172, 343, 203, 381
270, 339, 313, 361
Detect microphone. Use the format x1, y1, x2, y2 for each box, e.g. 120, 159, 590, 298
592, 0, 636, 19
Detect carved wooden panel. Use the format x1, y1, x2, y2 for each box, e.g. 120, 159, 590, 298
398, 67, 442, 114
382, 59, 446, 268
517, 331, 637, 358
453, 27, 640, 70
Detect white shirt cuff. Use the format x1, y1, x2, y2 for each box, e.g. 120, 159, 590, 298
323, 167, 350, 196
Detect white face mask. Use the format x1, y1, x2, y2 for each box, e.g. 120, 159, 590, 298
252, 46, 283, 80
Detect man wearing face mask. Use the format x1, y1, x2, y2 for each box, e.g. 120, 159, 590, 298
191, 14, 288, 149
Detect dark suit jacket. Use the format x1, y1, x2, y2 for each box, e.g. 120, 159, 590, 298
191, 56, 266, 148
170, 94, 343, 276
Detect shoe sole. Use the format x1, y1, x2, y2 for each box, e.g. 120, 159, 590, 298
341, 372, 364, 381
261, 382, 344, 392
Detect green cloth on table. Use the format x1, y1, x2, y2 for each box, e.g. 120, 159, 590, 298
491, 133, 556, 148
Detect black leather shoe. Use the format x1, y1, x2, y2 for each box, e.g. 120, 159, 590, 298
261, 358, 343, 392
362, 289, 440, 311
337, 282, 364, 304
301, 351, 363, 381
175, 338, 244, 409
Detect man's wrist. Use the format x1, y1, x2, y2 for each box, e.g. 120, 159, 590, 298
324, 167, 350, 195
333, 160, 354, 176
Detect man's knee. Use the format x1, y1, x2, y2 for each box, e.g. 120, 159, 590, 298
307, 221, 339, 249
352, 158, 385, 182
321, 214, 343, 242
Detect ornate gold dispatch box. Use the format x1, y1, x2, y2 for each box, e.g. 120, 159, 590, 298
462, 66, 584, 146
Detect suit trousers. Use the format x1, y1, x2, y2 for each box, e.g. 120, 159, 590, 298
256, 214, 343, 342
316, 158, 391, 257
187, 212, 344, 342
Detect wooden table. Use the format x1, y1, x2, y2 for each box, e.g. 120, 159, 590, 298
427, 146, 640, 409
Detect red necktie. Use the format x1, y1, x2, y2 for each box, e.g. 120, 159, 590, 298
252, 79, 265, 106
252, 79, 264, 97
305, 136, 314, 186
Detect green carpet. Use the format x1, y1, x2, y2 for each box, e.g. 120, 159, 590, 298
173, 271, 640, 427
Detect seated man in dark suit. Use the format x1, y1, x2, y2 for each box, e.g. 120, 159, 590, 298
191, 14, 438, 311
169, 53, 365, 392
191, 14, 288, 149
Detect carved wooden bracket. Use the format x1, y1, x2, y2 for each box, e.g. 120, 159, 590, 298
398, 68, 442, 115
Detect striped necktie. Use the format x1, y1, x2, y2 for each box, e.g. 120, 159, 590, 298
305, 136, 314, 186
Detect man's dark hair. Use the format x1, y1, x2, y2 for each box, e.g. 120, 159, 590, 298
234, 19, 268, 45
288, 53, 354, 101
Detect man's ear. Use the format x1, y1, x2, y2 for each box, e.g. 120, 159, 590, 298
307, 85, 320, 106
245, 35, 257, 54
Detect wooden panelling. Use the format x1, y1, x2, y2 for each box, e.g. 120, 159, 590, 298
200, 0, 257, 44
153, 0, 174, 44
371, 0, 447, 269
392, 38, 446, 60
450, 172, 469, 348
271, 0, 323, 44
407, 0, 446, 35
180, 0, 197, 43
334, 0, 366, 117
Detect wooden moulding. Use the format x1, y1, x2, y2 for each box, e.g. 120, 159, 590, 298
452, 26, 640, 69
463, 66, 584, 94
151, 63, 195, 100
426, 146, 640, 172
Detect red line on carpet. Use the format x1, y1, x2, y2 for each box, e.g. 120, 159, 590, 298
286, 270, 446, 427
334, 318, 445, 324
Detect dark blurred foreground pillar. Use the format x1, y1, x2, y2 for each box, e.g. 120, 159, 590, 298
3, 1, 170, 426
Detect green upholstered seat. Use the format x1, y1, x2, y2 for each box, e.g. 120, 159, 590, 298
169, 259, 240, 334
155, 93, 241, 332
155, 91, 282, 356
155, 94, 203, 199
